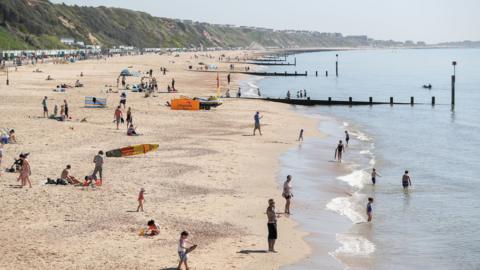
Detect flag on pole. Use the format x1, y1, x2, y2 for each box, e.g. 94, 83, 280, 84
216, 73, 220, 97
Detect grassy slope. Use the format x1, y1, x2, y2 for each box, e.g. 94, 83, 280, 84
0, 0, 356, 49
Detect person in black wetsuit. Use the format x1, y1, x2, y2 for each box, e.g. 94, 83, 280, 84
335, 140, 345, 162
345, 130, 350, 146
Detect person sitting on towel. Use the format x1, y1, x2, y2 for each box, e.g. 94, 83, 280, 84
61, 165, 81, 185
127, 124, 138, 136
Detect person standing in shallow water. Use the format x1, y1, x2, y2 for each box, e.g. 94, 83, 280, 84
345, 130, 350, 146
367, 197, 374, 222
402, 170, 412, 189
282, 175, 293, 215
334, 140, 345, 162
298, 129, 304, 141
371, 168, 381, 185
267, 199, 279, 252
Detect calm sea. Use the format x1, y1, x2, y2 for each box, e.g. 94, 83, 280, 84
243, 49, 480, 270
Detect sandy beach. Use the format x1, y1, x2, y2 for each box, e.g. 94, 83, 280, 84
0, 51, 320, 269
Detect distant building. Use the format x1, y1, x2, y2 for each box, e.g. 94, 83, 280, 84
60, 37, 75, 45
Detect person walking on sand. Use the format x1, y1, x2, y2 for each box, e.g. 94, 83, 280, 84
42, 96, 49, 118
345, 130, 350, 146
227, 73, 231, 85
402, 170, 412, 190
335, 140, 345, 162
282, 175, 293, 215
126, 107, 133, 126
253, 111, 262, 136
177, 231, 196, 270
298, 129, 304, 141
119, 92, 127, 109
367, 197, 374, 222
267, 199, 280, 252
18, 154, 32, 188
371, 168, 381, 185
64, 100, 69, 119
137, 188, 145, 212
92, 151, 104, 180
171, 78, 176, 91
114, 106, 123, 130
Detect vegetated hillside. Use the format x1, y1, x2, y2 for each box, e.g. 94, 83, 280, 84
0, 0, 373, 50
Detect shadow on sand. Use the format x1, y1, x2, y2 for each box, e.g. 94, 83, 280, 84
237, 249, 268, 254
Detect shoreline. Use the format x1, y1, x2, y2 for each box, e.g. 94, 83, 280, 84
0, 50, 319, 269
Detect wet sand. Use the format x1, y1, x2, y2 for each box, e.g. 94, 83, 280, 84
0, 51, 320, 269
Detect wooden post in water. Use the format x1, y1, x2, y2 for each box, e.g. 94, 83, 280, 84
369, 97, 373, 105
451, 61, 457, 109
390, 97, 393, 105
316, 71, 318, 77
335, 54, 339, 77
410, 97, 414, 106
325, 70, 328, 77
295, 71, 297, 75
294, 57, 297, 66
328, 97, 332, 104
349, 97, 352, 106
305, 71, 308, 76
432, 96, 436, 106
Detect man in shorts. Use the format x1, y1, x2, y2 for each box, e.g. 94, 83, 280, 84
267, 199, 279, 252
92, 151, 104, 180
253, 111, 262, 136
42, 96, 49, 118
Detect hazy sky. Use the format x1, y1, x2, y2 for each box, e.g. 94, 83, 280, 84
50, 0, 479, 43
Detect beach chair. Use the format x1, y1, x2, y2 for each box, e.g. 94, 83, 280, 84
85, 96, 107, 108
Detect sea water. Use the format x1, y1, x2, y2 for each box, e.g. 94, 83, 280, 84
251, 49, 480, 270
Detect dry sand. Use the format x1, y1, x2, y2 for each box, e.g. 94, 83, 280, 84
0, 51, 320, 270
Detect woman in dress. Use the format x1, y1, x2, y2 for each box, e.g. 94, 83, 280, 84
18, 154, 32, 188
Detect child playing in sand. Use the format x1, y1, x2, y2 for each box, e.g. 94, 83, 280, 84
146, 220, 160, 236
137, 188, 145, 212
367, 197, 374, 222
178, 231, 196, 270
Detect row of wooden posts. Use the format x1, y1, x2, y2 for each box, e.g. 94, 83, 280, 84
335, 96, 437, 106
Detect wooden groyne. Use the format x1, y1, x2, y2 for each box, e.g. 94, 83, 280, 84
247, 96, 438, 106
224, 61, 295, 66
188, 70, 308, 77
